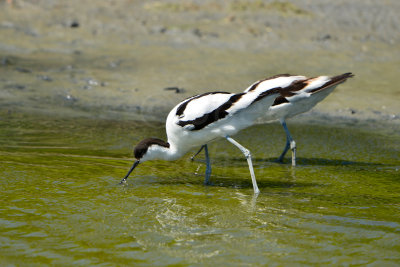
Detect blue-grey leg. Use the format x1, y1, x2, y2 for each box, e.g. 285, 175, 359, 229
226, 136, 260, 194
190, 145, 205, 161
277, 120, 296, 166
203, 144, 212, 185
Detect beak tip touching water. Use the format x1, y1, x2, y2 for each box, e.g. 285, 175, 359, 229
119, 160, 140, 185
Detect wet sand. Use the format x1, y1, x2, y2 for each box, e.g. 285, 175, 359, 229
1, 0, 399, 131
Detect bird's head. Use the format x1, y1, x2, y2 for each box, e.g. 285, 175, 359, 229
133, 138, 171, 161
119, 138, 170, 184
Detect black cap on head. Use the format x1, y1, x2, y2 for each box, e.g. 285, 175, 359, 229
134, 138, 170, 159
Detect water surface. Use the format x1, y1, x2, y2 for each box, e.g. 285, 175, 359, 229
1, 112, 399, 265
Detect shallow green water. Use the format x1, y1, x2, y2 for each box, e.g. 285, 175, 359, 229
1, 112, 399, 266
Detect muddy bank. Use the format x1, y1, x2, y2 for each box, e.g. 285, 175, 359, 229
0, 0, 399, 130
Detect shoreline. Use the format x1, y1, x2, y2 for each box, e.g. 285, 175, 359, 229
2, 104, 399, 138
0, 1, 399, 135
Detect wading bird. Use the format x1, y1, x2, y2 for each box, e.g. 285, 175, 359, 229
191, 73, 354, 166
120, 87, 282, 194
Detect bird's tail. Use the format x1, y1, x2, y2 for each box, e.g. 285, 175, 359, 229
309, 72, 354, 95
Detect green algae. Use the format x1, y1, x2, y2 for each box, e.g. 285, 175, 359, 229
230, 1, 311, 16
145, 1, 311, 16
0, 112, 399, 265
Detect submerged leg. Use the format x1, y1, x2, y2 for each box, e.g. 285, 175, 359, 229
203, 145, 212, 185
277, 120, 296, 166
226, 136, 260, 194
191, 145, 205, 161
190, 144, 212, 185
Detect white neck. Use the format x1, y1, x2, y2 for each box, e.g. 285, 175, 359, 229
141, 144, 184, 162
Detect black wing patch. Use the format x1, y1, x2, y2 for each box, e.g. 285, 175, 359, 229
176, 91, 231, 117
177, 93, 245, 131
270, 80, 312, 106
272, 96, 290, 106
271, 72, 354, 106
247, 74, 293, 92
251, 87, 281, 103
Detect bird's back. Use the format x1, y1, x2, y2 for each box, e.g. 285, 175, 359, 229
245, 73, 354, 121
166, 89, 279, 148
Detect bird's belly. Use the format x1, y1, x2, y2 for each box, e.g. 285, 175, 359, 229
267, 90, 334, 120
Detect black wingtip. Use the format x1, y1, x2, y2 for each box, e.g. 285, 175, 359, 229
329, 72, 355, 85
342, 72, 355, 79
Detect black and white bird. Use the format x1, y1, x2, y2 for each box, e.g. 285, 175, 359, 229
120, 87, 282, 194
192, 73, 354, 166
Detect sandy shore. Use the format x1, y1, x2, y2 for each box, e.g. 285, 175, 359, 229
1, 0, 399, 131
